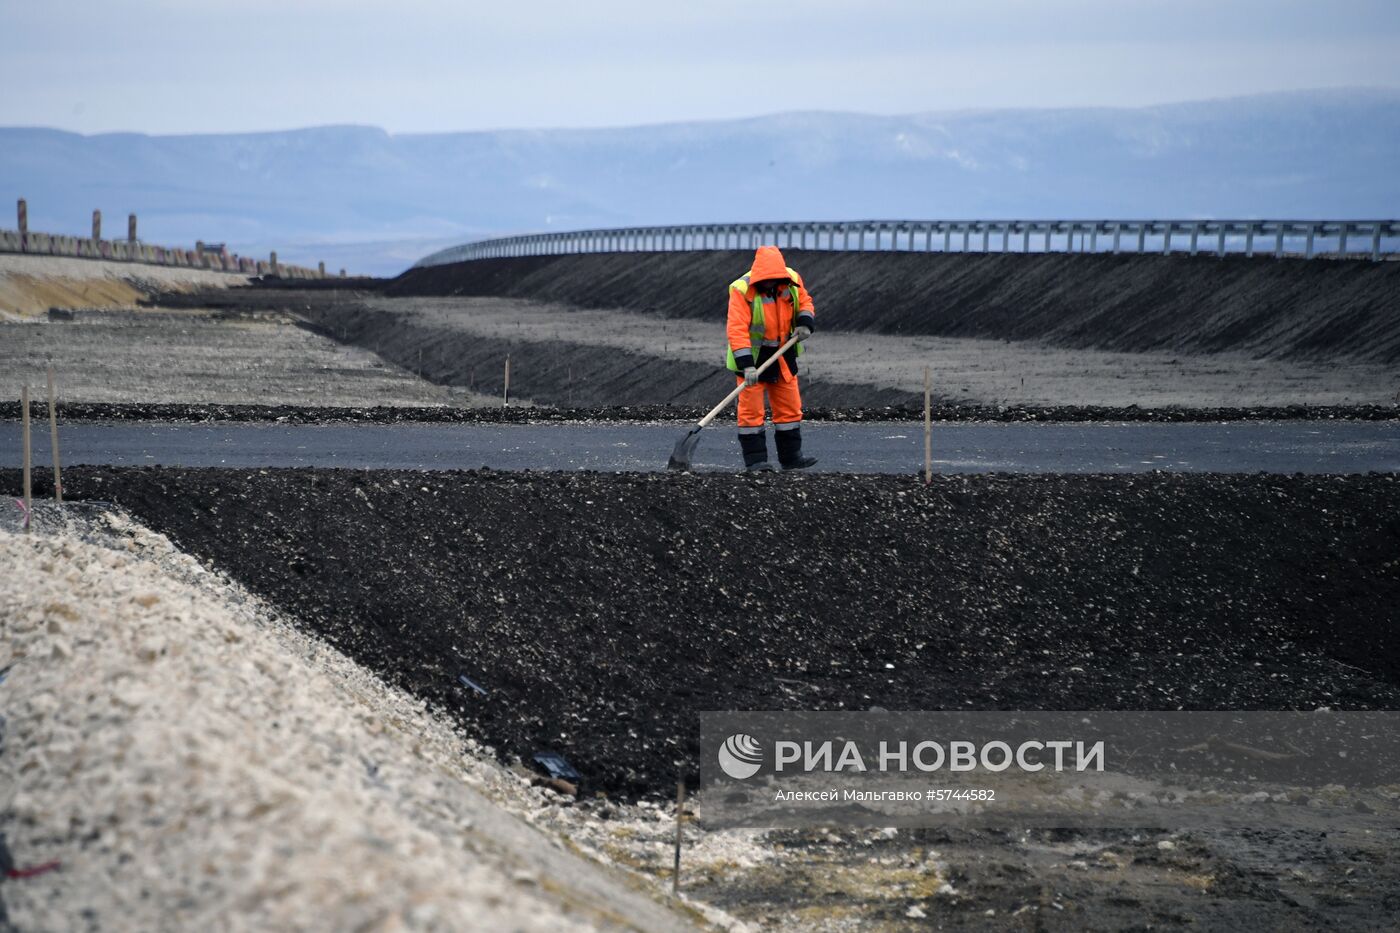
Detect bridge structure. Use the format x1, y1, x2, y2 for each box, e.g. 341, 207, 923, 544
418, 219, 1400, 266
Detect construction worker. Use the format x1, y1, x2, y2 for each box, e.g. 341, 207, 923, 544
726, 245, 818, 472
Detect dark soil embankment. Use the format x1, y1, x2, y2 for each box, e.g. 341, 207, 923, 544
12, 468, 1398, 796
296, 302, 922, 409
391, 251, 1400, 363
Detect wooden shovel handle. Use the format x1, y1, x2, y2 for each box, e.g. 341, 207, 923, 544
696, 333, 803, 429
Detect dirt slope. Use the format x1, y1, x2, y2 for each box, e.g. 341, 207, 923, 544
0, 254, 248, 317
12, 467, 1397, 798
391, 251, 1400, 363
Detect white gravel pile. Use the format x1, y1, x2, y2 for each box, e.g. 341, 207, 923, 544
0, 506, 694, 931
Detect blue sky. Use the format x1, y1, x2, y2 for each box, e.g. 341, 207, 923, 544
4, 0, 1400, 134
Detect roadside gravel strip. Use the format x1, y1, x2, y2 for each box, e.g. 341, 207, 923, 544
4, 400, 1398, 425
0, 507, 699, 932
0, 309, 491, 409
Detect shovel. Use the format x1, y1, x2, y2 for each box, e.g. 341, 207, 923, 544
667, 333, 802, 471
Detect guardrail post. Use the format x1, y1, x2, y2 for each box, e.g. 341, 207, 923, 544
1110, 223, 1120, 254
1371, 223, 1383, 261
1043, 224, 1053, 252
1136, 223, 1147, 253
1274, 224, 1285, 259
944, 225, 952, 252
1163, 223, 1173, 255
1245, 223, 1256, 257
1000, 223, 1010, 252
980, 224, 990, 252
1217, 224, 1227, 256
1189, 223, 1200, 256
1338, 223, 1350, 257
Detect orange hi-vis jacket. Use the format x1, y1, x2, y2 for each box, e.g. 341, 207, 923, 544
726, 245, 816, 383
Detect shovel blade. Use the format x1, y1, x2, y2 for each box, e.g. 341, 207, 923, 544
667, 426, 704, 471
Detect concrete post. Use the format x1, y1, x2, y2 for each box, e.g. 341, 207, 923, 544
92, 209, 102, 241
17, 198, 27, 250
128, 213, 137, 243
270, 251, 279, 276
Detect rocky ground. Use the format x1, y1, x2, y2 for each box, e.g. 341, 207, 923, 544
4, 469, 1398, 930
9, 468, 1395, 795
6, 400, 1397, 426
391, 251, 1400, 364
0, 308, 495, 408
0, 504, 703, 932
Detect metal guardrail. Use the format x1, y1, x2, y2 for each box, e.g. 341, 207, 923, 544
418, 219, 1400, 266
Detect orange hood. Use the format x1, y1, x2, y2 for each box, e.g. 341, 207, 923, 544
748, 245, 789, 285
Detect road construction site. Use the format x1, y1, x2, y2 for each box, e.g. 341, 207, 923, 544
3, 250, 1399, 930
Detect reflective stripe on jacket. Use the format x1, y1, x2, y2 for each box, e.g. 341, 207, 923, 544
725, 246, 816, 376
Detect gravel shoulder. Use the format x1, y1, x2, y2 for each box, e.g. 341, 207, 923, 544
0, 505, 702, 932
0, 308, 497, 408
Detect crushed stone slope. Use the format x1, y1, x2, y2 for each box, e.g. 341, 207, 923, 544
0, 505, 699, 932
13, 467, 1397, 798
391, 251, 1400, 363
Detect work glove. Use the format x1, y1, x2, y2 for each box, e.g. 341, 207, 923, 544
743, 366, 760, 387
795, 326, 812, 342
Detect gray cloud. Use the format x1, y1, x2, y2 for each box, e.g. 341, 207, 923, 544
4, 0, 1399, 133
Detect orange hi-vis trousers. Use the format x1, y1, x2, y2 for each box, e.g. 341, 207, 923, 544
736, 375, 803, 429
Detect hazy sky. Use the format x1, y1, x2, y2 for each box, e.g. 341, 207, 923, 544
5, 0, 1400, 135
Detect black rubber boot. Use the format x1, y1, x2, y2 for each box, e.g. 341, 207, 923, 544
775, 425, 818, 471
739, 431, 776, 472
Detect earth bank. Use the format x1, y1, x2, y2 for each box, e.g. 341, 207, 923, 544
6, 467, 1396, 797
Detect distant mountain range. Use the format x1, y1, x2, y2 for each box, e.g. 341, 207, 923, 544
3, 88, 1398, 275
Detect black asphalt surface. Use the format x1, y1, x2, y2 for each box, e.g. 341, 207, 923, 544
2, 420, 1398, 473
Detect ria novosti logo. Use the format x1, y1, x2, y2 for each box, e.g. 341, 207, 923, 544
717, 733, 763, 779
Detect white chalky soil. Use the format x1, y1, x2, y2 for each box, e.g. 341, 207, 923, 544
0, 506, 696, 932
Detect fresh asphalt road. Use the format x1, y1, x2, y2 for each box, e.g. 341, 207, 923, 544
2, 421, 1398, 474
